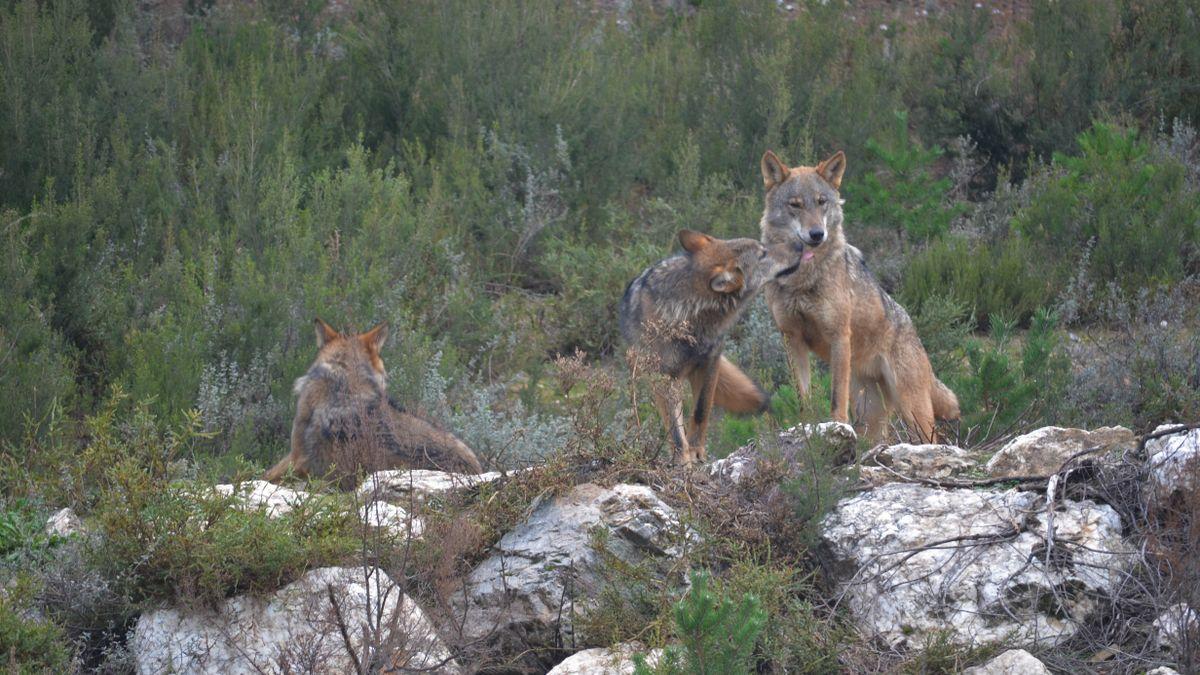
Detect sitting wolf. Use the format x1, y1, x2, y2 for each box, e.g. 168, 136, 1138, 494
620, 229, 799, 464
264, 319, 483, 487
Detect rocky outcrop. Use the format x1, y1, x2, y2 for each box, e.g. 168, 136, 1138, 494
545, 643, 661, 674
709, 422, 856, 485
219, 480, 421, 538
1145, 424, 1200, 501
962, 649, 1051, 675
1153, 603, 1199, 653
458, 483, 690, 671
132, 566, 455, 674
859, 443, 976, 486
214, 481, 312, 519
985, 426, 1134, 479
820, 483, 1131, 648
357, 468, 511, 504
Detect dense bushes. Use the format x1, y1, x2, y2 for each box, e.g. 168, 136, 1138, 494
1, 1, 1198, 670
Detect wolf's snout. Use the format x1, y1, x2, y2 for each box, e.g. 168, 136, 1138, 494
808, 230, 825, 244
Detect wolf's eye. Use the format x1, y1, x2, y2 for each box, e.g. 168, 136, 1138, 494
788, 199, 803, 209
817, 195, 828, 206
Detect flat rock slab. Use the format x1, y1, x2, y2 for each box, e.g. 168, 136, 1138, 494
860, 443, 976, 486
820, 483, 1131, 649
547, 643, 661, 674
356, 469, 511, 504
963, 649, 1051, 675
132, 566, 455, 674
986, 426, 1134, 479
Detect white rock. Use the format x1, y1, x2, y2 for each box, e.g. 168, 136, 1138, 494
710, 421, 856, 485
1146, 424, 1200, 499
217, 480, 423, 539
357, 469, 510, 504
963, 649, 1051, 674
214, 480, 311, 518
1145, 668, 1182, 675
1153, 603, 1199, 652
458, 483, 690, 671
820, 483, 1131, 648
547, 643, 661, 674
132, 566, 456, 674
45, 507, 84, 538
358, 500, 424, 538
986, 426, 1134, 478
860, 443, 975, 486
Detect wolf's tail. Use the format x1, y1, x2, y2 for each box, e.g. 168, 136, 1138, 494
931, 377, 960, 421
713, 356, 770, 414
389, 411, 485, 475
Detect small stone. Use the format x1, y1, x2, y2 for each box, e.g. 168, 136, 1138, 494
45, 507, 84, 538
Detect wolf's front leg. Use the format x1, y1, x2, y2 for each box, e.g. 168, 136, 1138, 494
783, 331, 812, 401
686, 356, 721, 464
829, 334, 853, 423
652, 386, 690, 463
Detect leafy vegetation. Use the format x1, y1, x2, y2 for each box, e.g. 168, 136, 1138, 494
1, 0, 1198, 669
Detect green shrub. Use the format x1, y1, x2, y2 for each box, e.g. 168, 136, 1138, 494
848, 110, 966, 241
900, 234, 1050, 329
949, 308, 1069, 444
0, 589, 72, 674
1012, 122, 1200, 296
634, 570, 767, 675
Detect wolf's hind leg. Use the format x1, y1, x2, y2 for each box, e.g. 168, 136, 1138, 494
855, 379, 889, 442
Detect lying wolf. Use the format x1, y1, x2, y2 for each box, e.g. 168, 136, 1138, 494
264, 319, 483, 486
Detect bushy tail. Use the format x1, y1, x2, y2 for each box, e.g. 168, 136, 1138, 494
263, 452, 299, 483
931, 377, 960, 421
387, 409, 485, 474
713, 356, 770, 414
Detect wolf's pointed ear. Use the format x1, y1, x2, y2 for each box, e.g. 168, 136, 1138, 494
361, 323, 389, 351
817, 151, 847, 190
314, 318, 340, 347
761, 150, 789, 190
678, 229, 713, 254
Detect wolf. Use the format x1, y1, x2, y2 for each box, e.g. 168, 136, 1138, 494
264, 319, 483, 487
759, 150, 960, 442
620, 229, 800, 464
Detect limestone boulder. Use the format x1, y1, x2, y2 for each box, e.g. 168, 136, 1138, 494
820, 483, 1131, 648
132, 566, 455, 674
986, 426, 1134, 479
458, 483, 690, 671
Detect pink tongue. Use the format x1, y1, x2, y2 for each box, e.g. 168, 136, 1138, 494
802, 250, 815, 261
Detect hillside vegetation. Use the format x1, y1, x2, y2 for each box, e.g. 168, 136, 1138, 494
1, 1, 1199, 671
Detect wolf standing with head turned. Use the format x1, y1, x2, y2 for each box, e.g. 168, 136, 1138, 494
620, 229, 799, 464
759, 150, 959, 442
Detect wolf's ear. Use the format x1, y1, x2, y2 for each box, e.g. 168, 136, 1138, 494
816, 151, 846, 190
709, 271, 742, 294
314, 318, 340, 347
678, 229, 714, 254
361, 323, 389, 351
761, 150, 789, 190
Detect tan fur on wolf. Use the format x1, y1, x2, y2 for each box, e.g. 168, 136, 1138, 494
264, 319, 483, 487
619, 230, 800, 463
759, 150, 959, 442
